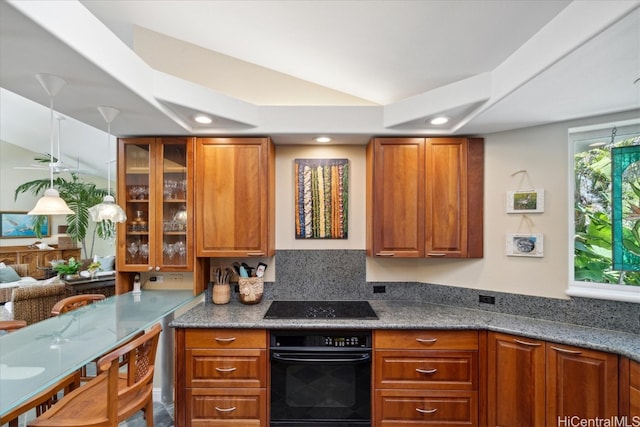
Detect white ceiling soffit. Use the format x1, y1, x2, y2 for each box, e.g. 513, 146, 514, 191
0, 0, 638, 151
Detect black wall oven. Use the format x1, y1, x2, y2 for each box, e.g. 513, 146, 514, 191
270, 330, 372, 427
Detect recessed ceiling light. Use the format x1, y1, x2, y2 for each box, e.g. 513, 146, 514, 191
430, 116, 449, 125
315, 136, 332, 143
194, 115, 212, 124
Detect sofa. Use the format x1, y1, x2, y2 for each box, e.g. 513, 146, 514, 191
11, 282, 70, 325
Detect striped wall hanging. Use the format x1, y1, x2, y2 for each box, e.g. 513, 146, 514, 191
294, 159, 349, 239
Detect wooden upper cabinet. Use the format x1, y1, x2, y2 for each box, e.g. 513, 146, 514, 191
195, 138, 275, 257
367, 138, 425, 257
367, 137, 483, 258
117, 137, 194, 276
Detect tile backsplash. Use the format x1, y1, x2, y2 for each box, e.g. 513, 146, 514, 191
261, 249, 639, 334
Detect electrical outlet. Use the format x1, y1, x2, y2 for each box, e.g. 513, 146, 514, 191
373, 285, 386, 294
479, 294, 495, 304
169, 274, 183, 282
150, 275, 163, 283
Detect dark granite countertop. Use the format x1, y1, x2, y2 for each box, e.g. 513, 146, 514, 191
170, 299, 640, 362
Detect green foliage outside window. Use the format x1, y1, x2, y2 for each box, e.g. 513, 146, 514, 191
574, 136, 640, 286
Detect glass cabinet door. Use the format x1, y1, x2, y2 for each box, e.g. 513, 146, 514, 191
157, 138, 191, 270
121, 140, 152, 270
118, 137, 193, 273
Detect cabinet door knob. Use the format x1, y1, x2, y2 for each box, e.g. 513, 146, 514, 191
416, 368, 438, 375
155, 266, 160, 271
416, 408, 437, 414
147, 266, 153, 271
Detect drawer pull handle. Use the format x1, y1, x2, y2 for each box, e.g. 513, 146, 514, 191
215, 367, 237, 373
247, 252, 265, 256
416, 407, 438, 414
416, 338, 438, 344
550, 345, 582, 355
514, 339, 542, 347
426, 253, 446, 257
215, 406, 237, 413
214, 337, 237, 343
416, 368, 438, 375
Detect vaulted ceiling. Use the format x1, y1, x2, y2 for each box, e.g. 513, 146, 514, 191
1, 0, 638, 177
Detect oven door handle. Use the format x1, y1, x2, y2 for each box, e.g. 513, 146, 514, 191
271, 352, 371, 364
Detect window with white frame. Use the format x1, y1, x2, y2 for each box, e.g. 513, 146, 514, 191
568, 118, 640, 303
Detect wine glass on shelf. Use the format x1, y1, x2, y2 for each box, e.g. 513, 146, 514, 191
127, 241, 139, 263
139, 243, 149, 262
163, 242, 175, 262
175, 241, 186, 261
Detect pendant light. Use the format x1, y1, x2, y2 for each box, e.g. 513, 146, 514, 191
88, 106, 127, 223
28, 74, 74, 216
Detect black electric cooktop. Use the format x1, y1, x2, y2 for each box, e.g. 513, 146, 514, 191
264, 300, 378, 320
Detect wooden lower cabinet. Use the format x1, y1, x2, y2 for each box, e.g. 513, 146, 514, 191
487, 332, 620, 427
546, 342, 619, 424
175, 328, 268, 427
619, 357, 640, 419
374, 330, 480, 426
487, 332, 545, 427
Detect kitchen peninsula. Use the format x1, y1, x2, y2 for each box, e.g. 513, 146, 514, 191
171, 298, 640, 426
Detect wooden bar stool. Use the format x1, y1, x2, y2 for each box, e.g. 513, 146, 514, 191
0, 372, 81, 427
0, 319, 27, 333
28, 323, 162, 427
50, 294, 107, 380
50, 294, 106, 316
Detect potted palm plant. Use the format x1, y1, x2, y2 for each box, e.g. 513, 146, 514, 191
14, 170, 116, 259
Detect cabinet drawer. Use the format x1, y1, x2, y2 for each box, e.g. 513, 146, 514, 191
375, 389, 477, 426
186, 388, 266, 426
185, 329, 266, 349
186, 349, 266, 388
375, 350, 477, 390
375, 330, 478, 350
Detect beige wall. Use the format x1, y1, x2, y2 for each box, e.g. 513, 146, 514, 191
4, 109, 638, 298
275, 110, 640, 300
0, 141, 115, 259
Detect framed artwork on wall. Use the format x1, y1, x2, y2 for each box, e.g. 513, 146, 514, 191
294, 158, 349, 239
0, 211, 51, 238
506, 189, 545, 213
506, 233, 544, 257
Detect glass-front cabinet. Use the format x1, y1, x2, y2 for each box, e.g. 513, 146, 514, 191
117, 137, 193, 273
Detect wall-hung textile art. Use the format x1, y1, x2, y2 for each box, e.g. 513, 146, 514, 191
295, 159, 349, 239
0, 212, 50, 238
612, 145, 640, 271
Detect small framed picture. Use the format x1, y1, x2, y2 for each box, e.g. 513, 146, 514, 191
506, 189, 544, 213
506, 233, 544, 257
